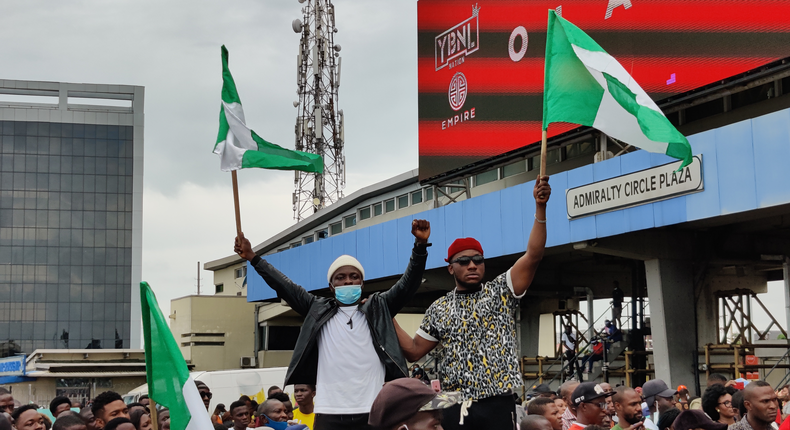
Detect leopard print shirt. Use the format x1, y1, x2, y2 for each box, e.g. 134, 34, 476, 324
418, 269, 523, 400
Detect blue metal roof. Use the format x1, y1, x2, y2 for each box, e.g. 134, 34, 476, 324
248, 107, 790, 301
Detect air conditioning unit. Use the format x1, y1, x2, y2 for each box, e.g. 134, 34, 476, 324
240, 356, 256, 368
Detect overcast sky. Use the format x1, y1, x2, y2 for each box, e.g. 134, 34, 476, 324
2, 1, 787, 336
1, 0, 419, 316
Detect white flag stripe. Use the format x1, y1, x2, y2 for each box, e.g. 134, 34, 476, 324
183, 377, 214, 430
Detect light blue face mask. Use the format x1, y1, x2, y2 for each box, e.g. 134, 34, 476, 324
334, 285, 362, 305
262, 415, 289, 430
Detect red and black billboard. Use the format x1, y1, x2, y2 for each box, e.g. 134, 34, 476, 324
418, 0, 790, 180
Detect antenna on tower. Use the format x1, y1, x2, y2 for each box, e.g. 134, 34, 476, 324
292, 0, 345, 221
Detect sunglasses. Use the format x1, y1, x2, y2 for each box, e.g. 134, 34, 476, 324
451, 255, 485, 266
200, 392, 213, 399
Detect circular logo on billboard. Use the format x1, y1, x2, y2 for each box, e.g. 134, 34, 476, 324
448, 72, 468, 111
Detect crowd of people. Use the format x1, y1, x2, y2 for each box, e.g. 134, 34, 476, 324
519, 375, 784, 430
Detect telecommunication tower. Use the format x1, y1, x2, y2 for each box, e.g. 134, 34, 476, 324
291, 0, 345, 221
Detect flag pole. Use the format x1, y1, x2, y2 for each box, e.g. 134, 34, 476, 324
231, 170, 242, 236
150, 399, 160, 430
540, 129, 548, 178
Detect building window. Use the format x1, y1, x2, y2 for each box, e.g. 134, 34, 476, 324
215, 284, 224, 294
411, 190, 423, 204
503, 161, 526, 178
359, 206, 371, 220
385, 199, 395, 213
330, 222, 342, 236
344, 215, 356, 228
397, 194, 409, 209
425, 187, 433, 201
235, 266, 247, 279
303, 235, 314, 244
474, 169, 498, 187
373, 203, 383, 216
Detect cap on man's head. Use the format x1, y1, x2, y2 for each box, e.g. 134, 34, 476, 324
642, 379, 677, 405
571, 382, 614, 406
368, 378, 461, 428
446, 238, 484, 262
326, 255, 365, 283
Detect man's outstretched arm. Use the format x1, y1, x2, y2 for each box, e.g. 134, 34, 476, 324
235, 232, 314, 316
381, 219, 431, 315
393, 318, 438, 363
510, 176, 551, 296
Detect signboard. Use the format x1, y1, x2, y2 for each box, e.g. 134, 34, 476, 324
417, 0, 790, 180
566, 156, 703, 219
0, 355, 26, 377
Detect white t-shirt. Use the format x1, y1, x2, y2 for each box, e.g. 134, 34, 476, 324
314, 305, 385, 414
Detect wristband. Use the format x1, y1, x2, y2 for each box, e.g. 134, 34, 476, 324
534, 213, 547, 224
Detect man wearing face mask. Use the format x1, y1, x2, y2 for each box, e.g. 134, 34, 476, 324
234, 219, 431, 430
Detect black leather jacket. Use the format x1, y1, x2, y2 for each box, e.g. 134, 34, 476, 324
249, 242, 428, 386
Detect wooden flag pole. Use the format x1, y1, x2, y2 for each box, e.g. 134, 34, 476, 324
150, 399, 160, 430
540, 129, 548, 178
231, 170, 242, 237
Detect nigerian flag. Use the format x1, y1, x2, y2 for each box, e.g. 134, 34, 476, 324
213, 45, 323, 173
140, 282, 213, 430
543, 10, 692, 168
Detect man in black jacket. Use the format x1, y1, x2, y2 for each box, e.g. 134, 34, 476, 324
234, 219, 430, 430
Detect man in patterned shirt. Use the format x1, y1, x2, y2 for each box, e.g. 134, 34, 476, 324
393, 176, 551, 430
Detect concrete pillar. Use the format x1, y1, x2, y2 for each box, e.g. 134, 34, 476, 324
645, 259, 697, 387
520, 299, 542, 357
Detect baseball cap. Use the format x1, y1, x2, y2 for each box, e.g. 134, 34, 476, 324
571, 382, 614, 406
642, 380, 678, 405
368, 378, 461, 429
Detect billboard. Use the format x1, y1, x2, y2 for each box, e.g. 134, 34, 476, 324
418, 0, 790, 180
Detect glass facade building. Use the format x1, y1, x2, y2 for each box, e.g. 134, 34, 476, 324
0, 80, 144, 353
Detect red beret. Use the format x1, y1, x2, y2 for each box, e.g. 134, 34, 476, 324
446, 237, 484, 262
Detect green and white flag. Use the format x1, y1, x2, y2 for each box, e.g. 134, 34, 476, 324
213, 45, 323, 173
543, 10, 692, 168
140, 282, 213, 430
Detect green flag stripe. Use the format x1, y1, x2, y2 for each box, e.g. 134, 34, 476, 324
220, 45, 242, 105
242, 131, 324, 172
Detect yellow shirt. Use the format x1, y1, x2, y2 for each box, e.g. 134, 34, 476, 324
292, 408, 315, 429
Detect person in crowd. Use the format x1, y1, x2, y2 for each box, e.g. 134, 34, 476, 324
128, 409, 150, 430
561, 381, 581, 430
229, 401, 250, 430
556, 398, 568, 417
706, 374, 730, 388
196, 381, 213, 411
368, 377, 460, 430
0, 390, 14, 414
702, 383, 737, 425
268, 393, 294, 421
611, 282, 624, 328
732, 391, 745, 421
292, 385, 315, 429
673, 410, 726, 430
568, 383, 614, 430
656, 408, 680, 430
50, 397, 73, 418
563, 325, 580, 379
102, 418, 134, 430
91, 392, 129, 430
212, 404, 227, 426
79, 408, 98, 430
528, 397, 563, 430
267, 387, 283, 398
641, 380, 677, 430
53, 413, 86, 430
730, 381, 778, 430
392, 178, 551, 430
254, 399, 288, 429
523, 416, 555, 430
156, 409, 170, 430
12, 405, 45, 430
612, 387, 643, 430
235, 220, 431, 430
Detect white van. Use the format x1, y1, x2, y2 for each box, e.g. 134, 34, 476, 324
124, 367, 289, 413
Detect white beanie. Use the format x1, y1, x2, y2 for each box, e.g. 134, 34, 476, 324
327, 255, 365, 283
